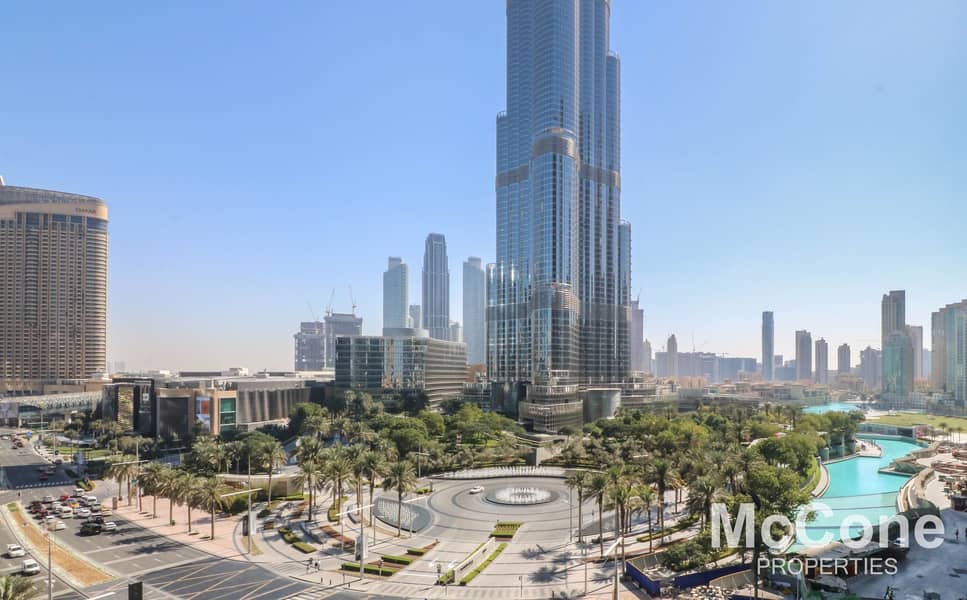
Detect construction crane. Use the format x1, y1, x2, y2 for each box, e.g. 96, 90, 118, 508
325, 288, 335, 317
306, 301, 319, 323
349, 285, 357, 316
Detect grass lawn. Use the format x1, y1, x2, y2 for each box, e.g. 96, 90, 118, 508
872, 413, 967, 433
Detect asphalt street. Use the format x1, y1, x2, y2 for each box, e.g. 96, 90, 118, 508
0, 427, 311, 600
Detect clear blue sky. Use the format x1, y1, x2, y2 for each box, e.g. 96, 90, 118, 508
2, 1, 965, 371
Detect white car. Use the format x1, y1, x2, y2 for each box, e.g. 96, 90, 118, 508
468, 485, 485, 494
58, 508, 73, 518
102, 522, 117, 532
5, 544, 25, 558
49, 520, 66, 531
22, 559, 41, 575
74, 508, 91, 518
42, 495, 54, 504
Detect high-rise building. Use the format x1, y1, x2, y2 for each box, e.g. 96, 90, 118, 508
324, 312, 362, 368
815, 338, 828, 384
761, 311, 774, 381
860, 346, 882, 391
837, 343, 851, 374
422, 233, 450, 341
881, 290, 913, 395
630, 299, 646, 372
883, 332, 914, 395
382, 257, 409, 332
449, 321, 463, 344
0, 183, 108, 395
642, 339, 653, 374
294, 321, 325, 371
931, 300, 967, 405
667, 334, 678, 379
882, 290, 906, 342
906, 325, 923, 380
462, 257, 486, 365
488, 0, 629, 430
922, 348, 932, 380
408, 304, 422, 330
795, 330, 812, 381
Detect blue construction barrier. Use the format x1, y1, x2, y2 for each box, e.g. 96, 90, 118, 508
673, 563, 751, 590
625, 561, 661, 596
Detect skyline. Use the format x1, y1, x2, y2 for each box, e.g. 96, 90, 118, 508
3, 1, 966, 371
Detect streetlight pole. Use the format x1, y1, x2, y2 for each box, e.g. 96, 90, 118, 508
569, 488, 573, 541
583, 542, 589, 596
518, 575, 523, 599
47, 528, 52, 600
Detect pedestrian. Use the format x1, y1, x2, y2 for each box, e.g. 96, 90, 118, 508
315, 560, 320, 572
306, 558, 311, 573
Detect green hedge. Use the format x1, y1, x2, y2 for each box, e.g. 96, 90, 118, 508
635, 517, 696, 544
257, 508, 271, 519
341, 562, 395, 577
292, 542, 316, 554
406, 547, 428, 556
380, 554, 413, 566
459, 543, 507, 585
490, 521, 522, 538
278, 526, 317, 552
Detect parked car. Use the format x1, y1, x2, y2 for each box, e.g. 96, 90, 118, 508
74, 508, 91, 518
80, 522, 102, 535
42, 495, 54, 504
102, 521, 117, 532
5, 544, 25, 558
83, 495, 98, 505
58, 508, 73, 518
22, 559, 40, 575
72, 488, 85, 497
49, 520, 66, 531
85, 515, 105, 525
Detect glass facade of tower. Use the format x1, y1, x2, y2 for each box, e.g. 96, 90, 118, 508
489, 0, 629, 422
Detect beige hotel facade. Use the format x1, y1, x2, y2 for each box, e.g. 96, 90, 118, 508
0, 180, 108, 395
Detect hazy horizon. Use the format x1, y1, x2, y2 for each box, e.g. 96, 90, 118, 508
2, 1, 965, 372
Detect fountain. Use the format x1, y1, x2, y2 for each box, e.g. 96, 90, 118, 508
484, 486, 557, 505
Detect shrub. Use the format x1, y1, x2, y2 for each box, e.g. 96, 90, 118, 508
293, 542, 316, 554
415, 487, 432, 495
490, 521, 522, 538
380, 554, 413, 566
341, 562, 395, 577
459, 543, 507, 585
406, 547, 428, 556
257, 508, 271, 519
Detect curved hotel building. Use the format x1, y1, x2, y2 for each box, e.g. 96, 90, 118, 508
0, 181, 108, 395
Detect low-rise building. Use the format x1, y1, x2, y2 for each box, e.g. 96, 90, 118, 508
334, 328, 467, 407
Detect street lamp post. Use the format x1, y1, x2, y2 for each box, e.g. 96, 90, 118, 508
518, 575, 523, 599
583, 542, 589, 595
221, 488, 257, 554
46, 527, 52, 600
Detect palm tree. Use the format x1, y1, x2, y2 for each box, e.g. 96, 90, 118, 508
324, 446, 351, 518
587, 472, 608, 556
382, 460, 418, 537
301, 412, 329, 440
155, 466, 178, 525
607, 480, 633, 567
139, 462, 167, 518
175, 472, 201, 534
258, 440, 288, 505
565, 470, 589, 543
0, 574, 37, 600
195, 477, 229, 540
347, 445, 367, 521
636, 485, 656, 553
362, 449, 387, 536
647, 459, 674, 544
686, 475, 719, 528
105, 454, 138, 505
938, 421, 949, 441
296, 436, 325, 521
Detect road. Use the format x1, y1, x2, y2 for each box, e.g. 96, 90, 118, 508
0, 427, 311, 600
